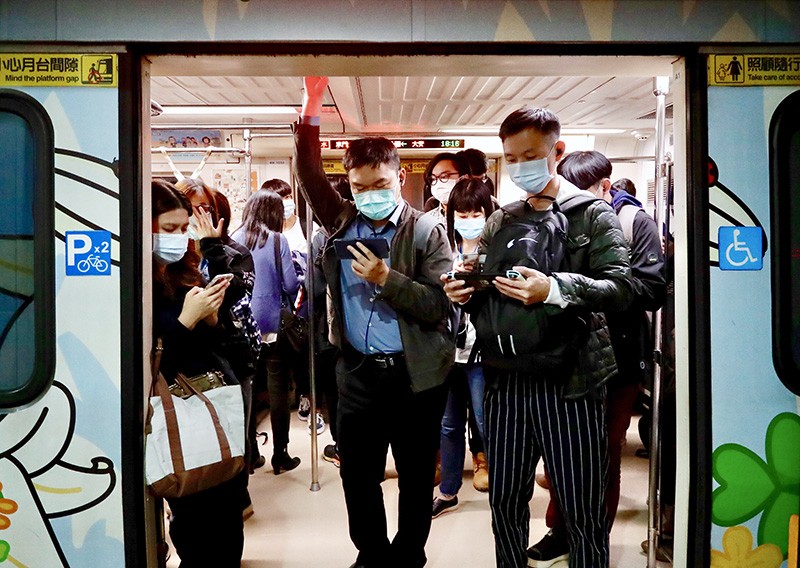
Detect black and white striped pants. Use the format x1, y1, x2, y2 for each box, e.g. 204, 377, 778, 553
484, 370, 609, 568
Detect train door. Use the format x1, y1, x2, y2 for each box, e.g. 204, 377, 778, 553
705, 51, 800, 566
0, 51, 143, 566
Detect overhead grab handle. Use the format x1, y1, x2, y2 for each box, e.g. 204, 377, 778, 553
158, 146, 185, 181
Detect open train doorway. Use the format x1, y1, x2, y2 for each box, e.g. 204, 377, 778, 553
142, 52, 687, 568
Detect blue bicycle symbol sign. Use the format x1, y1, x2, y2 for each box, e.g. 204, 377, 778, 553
77, 254, 109, 273
65, 230, 112, 276
718, 226, 763, 270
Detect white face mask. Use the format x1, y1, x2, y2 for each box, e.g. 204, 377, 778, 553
432, 179, 457, 205
283, 198, 296, 219
153, 233, 189, 264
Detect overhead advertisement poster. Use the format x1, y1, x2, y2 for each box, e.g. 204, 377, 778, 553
709, 54, 800, 86
0, 54, 117, 87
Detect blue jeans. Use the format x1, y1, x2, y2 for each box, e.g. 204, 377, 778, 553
439, 363, 486, 497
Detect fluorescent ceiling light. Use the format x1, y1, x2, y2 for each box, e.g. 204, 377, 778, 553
561, 128, 625, 134
160, 105, 298, 116
443, 127, 625, 135
441, 127, 499, 134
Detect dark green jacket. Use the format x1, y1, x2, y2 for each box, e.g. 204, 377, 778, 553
477, 178, 632, 398
292, 122, 455, 392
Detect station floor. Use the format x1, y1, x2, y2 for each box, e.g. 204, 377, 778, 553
166, 412, 671, 568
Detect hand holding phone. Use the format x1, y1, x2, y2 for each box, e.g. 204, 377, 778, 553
333, 238, 390, 260
206, 273, 234, 289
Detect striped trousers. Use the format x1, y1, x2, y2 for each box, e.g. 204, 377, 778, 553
484, 370, 609, 568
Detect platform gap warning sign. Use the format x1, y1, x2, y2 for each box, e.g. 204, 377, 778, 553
0, 54, 117, 87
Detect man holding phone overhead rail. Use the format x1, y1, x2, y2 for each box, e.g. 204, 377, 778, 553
293, 77, 454, 568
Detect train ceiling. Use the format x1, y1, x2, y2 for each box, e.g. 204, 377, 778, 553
149, 54, 676, 138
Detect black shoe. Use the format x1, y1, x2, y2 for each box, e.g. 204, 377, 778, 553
249, 454, 266, 475
323, 444, 341, 467
271, 450, 301, 475
431, 496, 459, 518
640, 539, 673, 562
526, 530, 569, 567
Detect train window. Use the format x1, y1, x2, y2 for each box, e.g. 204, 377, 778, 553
770, 90, 800, 395
0, 90, 55, 410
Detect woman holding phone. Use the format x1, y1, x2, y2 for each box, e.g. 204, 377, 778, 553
151, 179, 246, 566
433, 176, 497, 518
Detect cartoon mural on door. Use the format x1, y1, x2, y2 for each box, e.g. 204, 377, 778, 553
0, 73, 124, 564
708, 83, 800, 567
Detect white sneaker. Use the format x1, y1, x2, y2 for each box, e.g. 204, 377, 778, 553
297, 395, 311, 421
308, 412, 326, 435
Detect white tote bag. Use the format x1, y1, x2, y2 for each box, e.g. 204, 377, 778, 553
145, 341, 245, 499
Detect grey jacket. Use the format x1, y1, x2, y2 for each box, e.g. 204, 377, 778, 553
293, 122, 455, 392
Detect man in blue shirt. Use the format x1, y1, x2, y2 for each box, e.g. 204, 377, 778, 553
294, 76, 455, 568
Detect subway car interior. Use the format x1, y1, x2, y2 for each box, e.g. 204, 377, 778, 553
146, 53, 679, 568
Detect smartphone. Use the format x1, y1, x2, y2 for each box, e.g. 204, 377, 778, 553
206, 273, 234, 289
447, 270, 522, 290
333, 238, 390, 260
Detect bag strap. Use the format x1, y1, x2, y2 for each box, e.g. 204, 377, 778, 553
152, 368, 186, 473
273, 233, 289, 310
617, 203, 638, 244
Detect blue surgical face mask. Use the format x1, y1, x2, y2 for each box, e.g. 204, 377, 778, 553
454, 216, 486, 240
283, 198, 296, 219
506, 149, 554, 195
153, 233, 189, 265
353, 188, 398, 221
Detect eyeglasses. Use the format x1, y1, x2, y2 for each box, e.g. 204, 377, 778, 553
428, 171, 461, 185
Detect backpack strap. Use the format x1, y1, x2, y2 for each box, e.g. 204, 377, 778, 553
412, 210, 440, 253
616, 203, 638, 244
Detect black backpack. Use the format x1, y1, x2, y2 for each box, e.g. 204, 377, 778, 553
472, 199, 578, 372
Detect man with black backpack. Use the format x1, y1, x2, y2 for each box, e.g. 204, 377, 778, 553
522, 152, 667, 567
443, 107, 632, 568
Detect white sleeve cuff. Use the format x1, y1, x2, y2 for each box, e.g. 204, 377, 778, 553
544, 276, 568, 308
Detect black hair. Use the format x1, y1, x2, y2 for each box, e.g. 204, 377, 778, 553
260, 178, 292, 198
611, 177, 637, 197
557, 150, 612, 191
457, 147, 496, 194
342, 137, 400, 172
239, 189, 285, 249
445, 177, 497, 249
499, 106, 561, 142
457, 148, 488, 176
422, 152, 469, 203
151, 179, 202, 296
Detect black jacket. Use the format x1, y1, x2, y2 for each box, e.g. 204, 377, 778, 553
606, 205, 666, 385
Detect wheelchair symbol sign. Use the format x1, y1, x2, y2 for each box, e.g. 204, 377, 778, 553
718, 226, 763, 270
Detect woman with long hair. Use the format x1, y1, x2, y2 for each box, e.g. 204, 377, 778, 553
176, 178, 265, 483
232, 188, 302, 474
151, 179, 245, 567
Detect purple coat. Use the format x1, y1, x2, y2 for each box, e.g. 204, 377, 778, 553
232, 230, 300, 334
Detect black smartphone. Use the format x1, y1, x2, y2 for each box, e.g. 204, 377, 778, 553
447, 270, 522, 290
333, 238, 390, 259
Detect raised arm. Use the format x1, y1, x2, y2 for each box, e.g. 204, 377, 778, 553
293, 76, 349, 233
